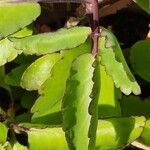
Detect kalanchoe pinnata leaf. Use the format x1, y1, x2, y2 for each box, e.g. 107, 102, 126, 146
133, 0, 150, 14
17, 117, 145, 150
62, 53, 95, 150
5, 64, 29, 86
21, 53, 62, 91
139, 119, 150, 146
15, 113, 32, 123
98, 57, 122, 118
12, 142, 28, 150
0, 38, 21, 66
99, 27, 141, 95
88, 57, 100, 150
31, 41, 91, 124
28, 128, 68, 150
10, 27, 91, 55
0, 66, 11, 92
0, 27, 33, 66
96, 116, 145, 150
10, 26, 33, 38
121, 96, 150, 118
130, 40, 150, 82
0, 123, 8, 144
0, 2, 40, 39
0, 142, 12, 150
20, 91, 37, 109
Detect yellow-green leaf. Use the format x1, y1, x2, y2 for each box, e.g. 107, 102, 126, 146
10, 27, 91, 55
0, 2, 40, 39
99, 28, 141, 95
96, 116, 145, 149
21, 54, 62, 91
62, 53, 95, 150
31, 41, 91, 124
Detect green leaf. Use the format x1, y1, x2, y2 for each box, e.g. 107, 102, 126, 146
98, 57, 122, 118
10, 26, 33, 38
20, 91, 37, 109
0, 28, 33, 66
10, 27, 91, 55
0, 38, 20, 66
88, 57, 100, 150
21, 54, 62, 91
0, 2, 40, 39
121, 95, 150, 118
31, 40, 91, 124
14, 55, 37, 64
0, 107, 6, 118
19, 117, 146, 150
99, 27, 141, 95
28, 128, 68, 150
130, 40, 150, 82
0, 66, 10, 91
139, 119, 150, 146
0, 142, 12, 150
15, 113, 32, 123
5, 64, 29, 86
0, 123, 8, 144
62, 53, 95, 150
96, 116, 145, 150
133, 0, 150, 14
12, 142, 28, 150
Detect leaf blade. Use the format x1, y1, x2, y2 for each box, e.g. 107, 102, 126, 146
0, 2, 40, 39
28, 128, 68, 150
99, 28, 141, 95
96, 116, 146, 149
98, 57, 122, 118
130, 40, 150, 82
21, 53, 62, 91
0, 123, 8, 144
62, 53, 95, 149
133, 0, 150, 14
10, 27, 91, 55
31, 41, 91, 124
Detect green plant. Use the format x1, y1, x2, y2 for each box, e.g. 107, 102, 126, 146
0, 0, 150, 150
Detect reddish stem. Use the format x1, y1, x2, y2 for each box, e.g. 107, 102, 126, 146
89, 0, 99, 57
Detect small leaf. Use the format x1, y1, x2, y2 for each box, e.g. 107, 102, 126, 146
15, 113, 32, 123
133, 0, 150, 14
121, 95, 150, 118
0, 66, 10, 92
0, 38, 20, 66
12, 142, 28, 150
0, 142, 12, 150
98, 57, 122, 118
31, 41, 91, 124
0, 2, 40, 39
130, 40, 150, 82
10, 27, 91, 55
28, 128, 68, 150
139, 119, 150, 146
62, 53, 95, 149
21, 91, 37, 109
88, 57, 100, 149
99, 28, 141, 95
96, 116, 146, 149
10, 26, 33, 38
14, 55, 37, 64
5, 64, 29, 86
21, 53, 62, 91
0, 123, 8, 144
0, 28, 33, 66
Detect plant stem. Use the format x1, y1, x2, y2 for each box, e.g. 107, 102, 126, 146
89, 0, 100, 57
9, 123, 30, 132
